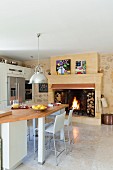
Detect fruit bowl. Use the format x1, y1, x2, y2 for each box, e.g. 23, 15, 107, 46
36, 108, 47, 111
32, 105, 47, 111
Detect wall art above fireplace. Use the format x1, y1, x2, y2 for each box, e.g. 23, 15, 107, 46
56, 59, 71, 75
75, 60, 86, 74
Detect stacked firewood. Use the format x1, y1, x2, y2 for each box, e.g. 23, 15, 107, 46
87, 92, 95, 117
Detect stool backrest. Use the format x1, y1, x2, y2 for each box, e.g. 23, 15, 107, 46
53, 111, 66, 134
67, 109, 73, 125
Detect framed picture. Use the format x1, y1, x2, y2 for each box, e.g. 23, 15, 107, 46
75, 60, 86, 74
39, 83, 48, 93
56, 59, 71, 75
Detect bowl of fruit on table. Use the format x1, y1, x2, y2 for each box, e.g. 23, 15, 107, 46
32, 104, 47, 111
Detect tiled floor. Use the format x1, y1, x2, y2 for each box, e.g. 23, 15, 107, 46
15, 123, 113, 170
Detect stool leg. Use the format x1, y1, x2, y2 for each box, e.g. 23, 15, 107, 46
67, 125, 71, 145
71, 123, 74, 144
27, 120, 32, 141
34, 129, 36, 159
69, 124, 73, 152
67, 123, 74, 152
28, 127, 30, 141
27, 125, 30, 141
53, 134, 58, 166
47, 133, 51, 149
63, 129, 67, 154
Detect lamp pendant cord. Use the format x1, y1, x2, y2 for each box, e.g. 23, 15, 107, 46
37, 33, 41, 66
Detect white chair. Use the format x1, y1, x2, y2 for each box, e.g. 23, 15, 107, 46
47, 110, 61, 120
64, 109, 74, 145
45, 111, 67, 166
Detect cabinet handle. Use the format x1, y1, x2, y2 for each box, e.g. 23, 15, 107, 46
16, 83, 18, 100
18, 83, 19, 101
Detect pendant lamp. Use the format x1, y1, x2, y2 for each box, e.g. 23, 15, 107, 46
29, 33, 48, 84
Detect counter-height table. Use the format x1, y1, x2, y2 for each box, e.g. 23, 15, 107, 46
0, 104, 68, 169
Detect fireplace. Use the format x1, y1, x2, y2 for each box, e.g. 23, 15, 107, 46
47, 54, 103, 125
47, 73, 103, 125
54, 89, 95, 117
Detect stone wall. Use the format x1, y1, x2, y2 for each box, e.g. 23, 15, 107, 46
50, 52, 99, 74
99, 54, 113, 113
23, 58, 50, 76
23, 53, 113, 114
32, 84, 48, 104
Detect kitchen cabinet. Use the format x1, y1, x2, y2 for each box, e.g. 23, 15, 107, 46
0, 63, 34, 78
24, 68, 34, 101
1, 120, 27, 169
25, 80, 32, 100
0, 63, 7, 109
0, 139, 1, 170
0, 63, 33, 109
7, 64, 24, 77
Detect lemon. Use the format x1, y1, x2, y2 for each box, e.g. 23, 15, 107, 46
36, 105, 42, 109
37, 104, 42, 107
32, 105, 37, 109
40, 106, 47, 110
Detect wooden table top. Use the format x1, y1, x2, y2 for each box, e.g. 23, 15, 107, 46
0, 104, 69, 124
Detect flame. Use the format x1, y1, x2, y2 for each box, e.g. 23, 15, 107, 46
72, 97, 80, 110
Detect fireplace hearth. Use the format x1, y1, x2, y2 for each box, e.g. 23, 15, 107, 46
54, 89, 95, 117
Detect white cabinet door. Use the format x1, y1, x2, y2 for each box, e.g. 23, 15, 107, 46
7, 64, 24, 77
0, 64, 7, 109
1, 120, 27, 169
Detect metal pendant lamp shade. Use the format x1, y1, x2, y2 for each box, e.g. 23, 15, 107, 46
29, 33, 48, 84
29, 66, 48, 84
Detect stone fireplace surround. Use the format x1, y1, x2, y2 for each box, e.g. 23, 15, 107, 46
47, 73, 103, 125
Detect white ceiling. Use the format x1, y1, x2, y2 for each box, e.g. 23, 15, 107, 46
0, 0, 113, 61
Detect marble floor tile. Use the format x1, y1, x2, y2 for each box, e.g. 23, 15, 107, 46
15, 123, 113, 170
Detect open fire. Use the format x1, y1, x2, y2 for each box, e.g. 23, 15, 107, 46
72, 97, 80, 110
54, 89, 95, 117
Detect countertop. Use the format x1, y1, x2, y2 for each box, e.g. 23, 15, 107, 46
0, 104, 69, 124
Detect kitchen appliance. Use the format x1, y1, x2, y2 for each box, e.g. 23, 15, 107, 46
7, 76, 25, 105
25, 80, 32, 100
